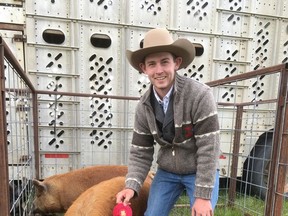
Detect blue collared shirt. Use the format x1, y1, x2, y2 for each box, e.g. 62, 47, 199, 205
153, 86, 174, 114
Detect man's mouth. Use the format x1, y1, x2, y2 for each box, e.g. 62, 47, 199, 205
155, 76, 166, 80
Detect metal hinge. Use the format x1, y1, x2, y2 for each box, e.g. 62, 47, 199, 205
13, 34, 27, 42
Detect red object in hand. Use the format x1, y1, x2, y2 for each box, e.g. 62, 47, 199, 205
113, 203, 133, 216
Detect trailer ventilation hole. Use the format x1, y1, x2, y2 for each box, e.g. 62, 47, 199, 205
90, 34, 111, 48
42, 29, 65, 44
140, 39, 144, 48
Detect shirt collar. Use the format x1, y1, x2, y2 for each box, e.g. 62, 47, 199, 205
153, 85, 174, 104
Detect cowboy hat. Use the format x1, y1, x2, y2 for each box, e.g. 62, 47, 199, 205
126, 28, 197, 73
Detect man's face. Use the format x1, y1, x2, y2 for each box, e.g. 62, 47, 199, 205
139, 52, 182, 98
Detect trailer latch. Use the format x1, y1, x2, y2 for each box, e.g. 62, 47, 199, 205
13, 34, 27, 42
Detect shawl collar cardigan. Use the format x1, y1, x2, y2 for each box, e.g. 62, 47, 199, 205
126, 73, 220, 200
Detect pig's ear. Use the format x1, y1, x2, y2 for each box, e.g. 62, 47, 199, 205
33, 179, 47, 194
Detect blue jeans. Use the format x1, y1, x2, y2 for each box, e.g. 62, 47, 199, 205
144, 169, 219, 216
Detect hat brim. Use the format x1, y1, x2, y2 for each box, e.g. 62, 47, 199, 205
126, 38, 195, 73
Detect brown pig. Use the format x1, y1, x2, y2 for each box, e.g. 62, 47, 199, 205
32, 165, 128, 215
64, 172, 154, 216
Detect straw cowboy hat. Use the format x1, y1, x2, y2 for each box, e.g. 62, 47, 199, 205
126, 28, 199, 73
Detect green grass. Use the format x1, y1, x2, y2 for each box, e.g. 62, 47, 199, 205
170, 191, 288, 216
39, 191, 288, 216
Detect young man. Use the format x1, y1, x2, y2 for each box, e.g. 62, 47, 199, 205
116, 28, 220, 216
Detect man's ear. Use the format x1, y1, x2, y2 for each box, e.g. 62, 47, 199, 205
139, 63, 146, 74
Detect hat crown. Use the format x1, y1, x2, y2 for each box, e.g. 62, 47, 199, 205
143, 28, 173, 49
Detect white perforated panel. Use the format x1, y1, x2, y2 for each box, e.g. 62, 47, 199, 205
174, 0, 215, 32
126, 0, 171, 27
79, 0, 122, 23
4, 0, 286, 176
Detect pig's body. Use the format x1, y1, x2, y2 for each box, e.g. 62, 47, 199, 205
65, 175, 151, 216
33, 165, 128, 214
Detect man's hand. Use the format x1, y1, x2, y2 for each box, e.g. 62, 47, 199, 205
116, 188, 135, 206
191, 198, 213, 216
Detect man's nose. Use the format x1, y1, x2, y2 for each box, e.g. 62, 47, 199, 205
155, 64, 163, 73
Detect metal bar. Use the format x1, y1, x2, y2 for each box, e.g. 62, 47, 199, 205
0, 36, 10, 216
217, 99, 277, 107
273, 106, 288, 215
268, 66, 288, 216
228, 105, 243, 205
216, 8, 288, 20
33, 92, 40, 179
266, 66, 288, 216
0, 23, 24, 32
4, 87, 31, 94
36, 90, 140, 101
36, 92, 277, 106
206, 63, 288, 87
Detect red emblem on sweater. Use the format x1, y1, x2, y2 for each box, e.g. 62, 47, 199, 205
183, 124, 193, 138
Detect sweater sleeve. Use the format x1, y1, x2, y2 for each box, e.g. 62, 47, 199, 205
192, 88, 220, 199
125, 103, 155, 195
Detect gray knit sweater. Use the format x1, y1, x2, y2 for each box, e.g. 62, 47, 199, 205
126, 73, 220, 200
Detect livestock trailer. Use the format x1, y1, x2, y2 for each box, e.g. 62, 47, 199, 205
0, 0, 288, 215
